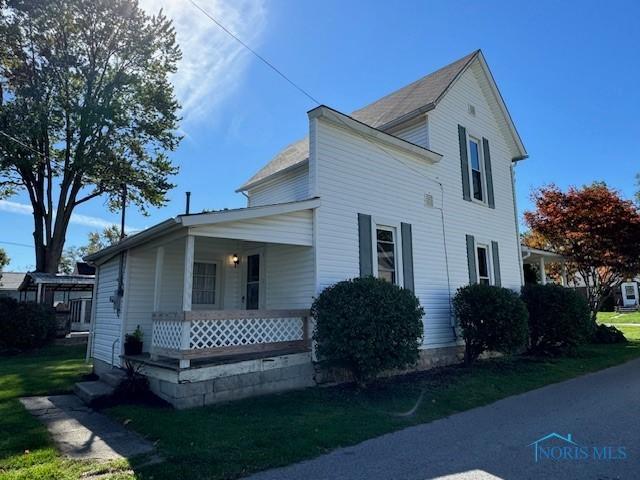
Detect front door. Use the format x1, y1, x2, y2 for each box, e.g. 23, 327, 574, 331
245, 253, 261, 310
621, 282, 639, 307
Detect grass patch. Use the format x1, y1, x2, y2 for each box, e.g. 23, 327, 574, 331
598, 311, 640, 324
106, 325, 640, 480
0, 345, 134, 480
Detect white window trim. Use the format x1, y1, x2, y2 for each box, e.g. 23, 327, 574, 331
191, 260, 222, 309
475, 241, 493, 285
371, 218, 403, 287
466, 132, 488, 206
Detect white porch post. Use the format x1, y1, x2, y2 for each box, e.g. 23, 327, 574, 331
153, 246, 165, 311
561, 262, 568, 287
539, 256, 547, 285
183, 235, 194, 311
150, 246, 165, 361
79, 300, 87, 325
180, 235, 194, 368
36, 283, 42, 303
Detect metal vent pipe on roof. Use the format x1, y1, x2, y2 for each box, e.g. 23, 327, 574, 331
185, 191, 191, 215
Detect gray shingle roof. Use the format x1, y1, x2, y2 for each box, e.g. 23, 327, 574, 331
239, 50, 479, 190
0, 272, 26, 290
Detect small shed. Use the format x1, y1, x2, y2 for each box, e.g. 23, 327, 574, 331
18, 270, 95, 333
0, 272, 35, 301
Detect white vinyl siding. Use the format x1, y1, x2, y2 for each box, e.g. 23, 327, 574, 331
311, 63, 521, 348
247, 162, 309, 207
122, 247, 155, 349
189, 210, 313, 247
264, 243, 315, 309
388, 116, 429, 148
92, 256, 124, 365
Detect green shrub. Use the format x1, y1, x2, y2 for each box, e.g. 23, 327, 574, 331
521, 284, 592, 355
453, 284, 529, 365
592, 324, 627, 344
0, 297, 56, 352
312, 277, 424, 385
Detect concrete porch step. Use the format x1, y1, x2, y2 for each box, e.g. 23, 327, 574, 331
101, 369, 127, 388
74, 381, 114, 405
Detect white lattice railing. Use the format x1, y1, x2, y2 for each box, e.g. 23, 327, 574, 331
151, 310, 310, 366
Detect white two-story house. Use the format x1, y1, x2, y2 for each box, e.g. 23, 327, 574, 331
84, 50, 527, 408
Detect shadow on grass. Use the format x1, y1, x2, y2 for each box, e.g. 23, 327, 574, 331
107, 336, 640, 480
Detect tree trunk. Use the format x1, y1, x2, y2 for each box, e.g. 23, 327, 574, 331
31, 205, 70, 274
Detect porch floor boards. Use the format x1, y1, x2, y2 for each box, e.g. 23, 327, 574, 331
123, 347, 309, 371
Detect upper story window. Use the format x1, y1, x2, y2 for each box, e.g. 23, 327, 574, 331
468, 136, 485, 202
476, 244, 491, 285
192, 262, 217, 305
375, 226, 397, 284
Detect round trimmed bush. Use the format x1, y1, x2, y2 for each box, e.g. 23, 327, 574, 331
0, 297, 56, 353
521, 284, 592, 355
312, 277, 424, 385
453, 284, 529, 365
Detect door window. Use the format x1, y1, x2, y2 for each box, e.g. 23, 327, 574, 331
246, 254, 260, 310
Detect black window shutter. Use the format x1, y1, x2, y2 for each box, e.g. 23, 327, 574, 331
482, 137, 495, 209
401, 223, 414, 292
466, 234, 477, 284
358, 213, 373, 277
458, 125, 471, 201
491, 240, 501, 287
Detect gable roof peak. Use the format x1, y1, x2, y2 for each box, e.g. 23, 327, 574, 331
239, 50, 497, 191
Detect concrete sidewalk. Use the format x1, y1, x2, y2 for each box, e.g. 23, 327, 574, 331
20, 395, 155, 461
247, 358, 640, 480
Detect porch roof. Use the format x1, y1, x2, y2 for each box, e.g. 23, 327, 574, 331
18, 272, 95, 292
521, 245, 565, 264
85, 198, 320, 264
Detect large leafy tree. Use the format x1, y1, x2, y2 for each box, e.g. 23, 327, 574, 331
0, 248, 9, 270
0, 0, 181, 273
59, 225, 120, 273
524, 183, 640, 322
521, 230, 578, 285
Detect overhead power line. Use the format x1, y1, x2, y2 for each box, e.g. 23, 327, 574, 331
0, 240, 33, 248
188, 0, 321, 106
187, 0, 455, 322
0, 130, 46, 158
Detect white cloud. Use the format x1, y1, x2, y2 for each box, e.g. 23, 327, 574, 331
0, 200, 139, 232
139, 0, 268, 125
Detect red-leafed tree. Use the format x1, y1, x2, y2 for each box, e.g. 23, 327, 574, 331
524, 183, 640, 323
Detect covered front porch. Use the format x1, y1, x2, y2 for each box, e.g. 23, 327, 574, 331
521, 245, 568, 286
122, 202, 317, 369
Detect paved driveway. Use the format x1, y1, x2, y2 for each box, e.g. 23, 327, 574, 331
248, 358, 640, 480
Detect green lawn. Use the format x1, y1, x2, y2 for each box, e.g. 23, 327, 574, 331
0, 345, 133, 480
107, 325, 640, 480
3, 328, 640, 480
598, 311, 640, 324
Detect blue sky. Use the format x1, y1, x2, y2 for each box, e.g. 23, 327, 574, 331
2, 0, 639, 270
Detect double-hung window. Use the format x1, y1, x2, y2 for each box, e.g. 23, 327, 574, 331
375, 226, 397, 284
192, 262, 217, 305
468, 136, 484, 202
476, 244, 491, 285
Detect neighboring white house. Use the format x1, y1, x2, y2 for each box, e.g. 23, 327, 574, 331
85, 50, 528, 408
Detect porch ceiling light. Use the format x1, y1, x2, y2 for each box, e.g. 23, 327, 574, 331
232, 253, 239, 268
